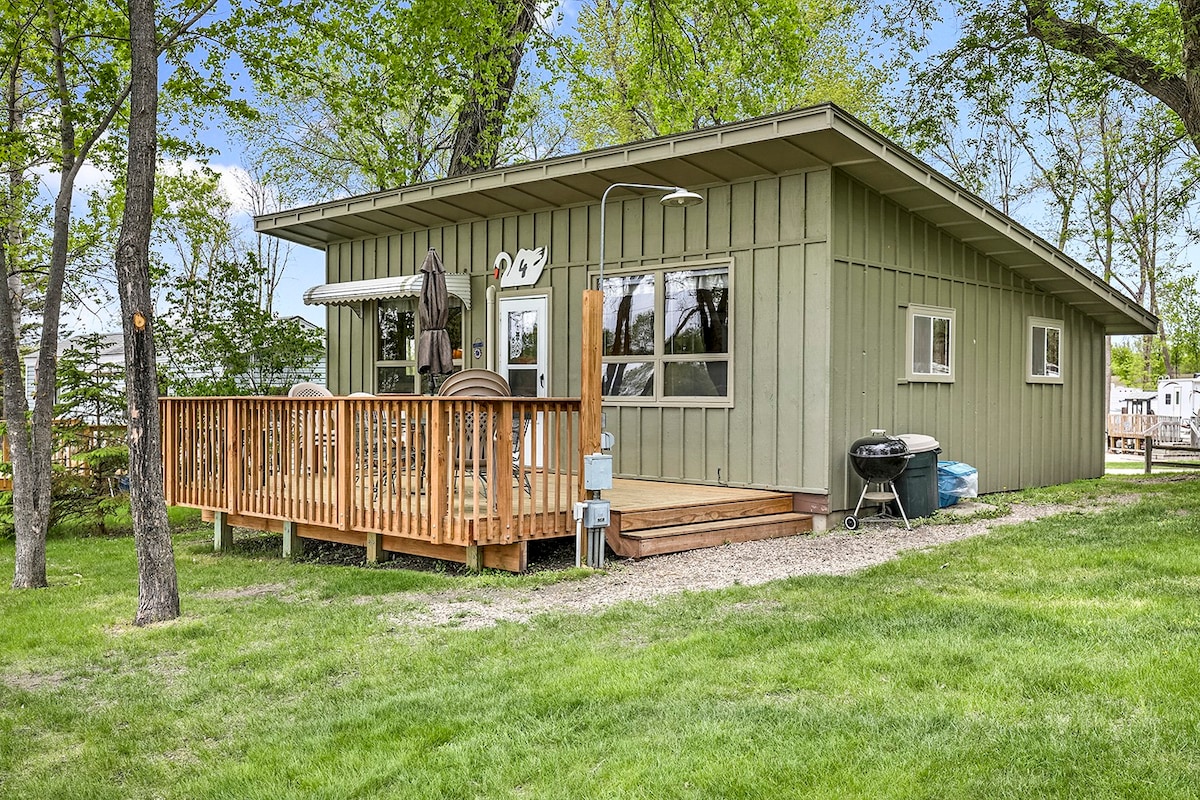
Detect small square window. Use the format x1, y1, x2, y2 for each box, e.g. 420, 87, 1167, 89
906, 305, 955, 382
1028, 316, 1063, 384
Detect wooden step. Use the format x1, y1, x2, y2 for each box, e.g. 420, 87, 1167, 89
607, 512, 813, 559
615, 494, 794, 532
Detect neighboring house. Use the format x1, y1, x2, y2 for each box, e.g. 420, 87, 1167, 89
1156, 375, 1200, 420
255, 104, 1156, 514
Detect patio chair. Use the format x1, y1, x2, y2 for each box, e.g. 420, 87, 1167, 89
437, 370, 531, 499
288, 382, 333, 397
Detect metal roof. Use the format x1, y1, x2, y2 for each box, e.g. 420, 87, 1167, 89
303, 274, 473, 310
257, 104, 1156, 335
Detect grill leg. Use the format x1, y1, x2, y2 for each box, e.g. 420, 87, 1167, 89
851, 483, 870, 518
887, 481, 911, 530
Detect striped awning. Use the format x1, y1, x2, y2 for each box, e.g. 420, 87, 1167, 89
303, 274, 472, 309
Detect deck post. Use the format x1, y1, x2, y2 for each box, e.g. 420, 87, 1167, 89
213, 510, 233, 552
283, 520, 303, 559
365, 532, 382, 563
580, 290, 604, 461
1145, 436, 1154, 474
465, 545, 482, 572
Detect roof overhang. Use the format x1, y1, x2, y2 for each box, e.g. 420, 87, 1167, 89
258, 104, 1156, 336
303, 274, 472, 310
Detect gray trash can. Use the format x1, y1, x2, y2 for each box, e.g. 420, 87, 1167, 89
893, 434, 941, 519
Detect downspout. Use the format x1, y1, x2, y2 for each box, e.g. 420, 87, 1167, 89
486, 284, 498, 372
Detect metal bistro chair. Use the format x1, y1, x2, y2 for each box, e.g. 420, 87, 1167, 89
437, 369, 531, 500
287, 382, 333, 398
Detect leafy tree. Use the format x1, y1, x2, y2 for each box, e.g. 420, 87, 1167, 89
561, 0, 890, 148
52, 334, 128, 538
160, 253, 323, 395
220, 0, 547, 200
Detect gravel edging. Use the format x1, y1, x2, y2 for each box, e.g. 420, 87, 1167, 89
382, 501, 1107, 630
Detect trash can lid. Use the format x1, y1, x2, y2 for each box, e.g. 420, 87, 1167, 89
896, 433, 940, 453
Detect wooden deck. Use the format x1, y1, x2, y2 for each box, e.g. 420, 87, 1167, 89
162, 395, 819, 572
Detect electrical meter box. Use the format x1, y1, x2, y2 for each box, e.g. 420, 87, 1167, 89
583, 453, 613, 491
582, 500, 611, 528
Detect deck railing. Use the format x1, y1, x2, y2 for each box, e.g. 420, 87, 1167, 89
161, 396, 584, 547
1107, 413, 1185, 443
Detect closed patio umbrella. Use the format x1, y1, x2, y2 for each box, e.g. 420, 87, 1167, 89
417, 247, 453, 393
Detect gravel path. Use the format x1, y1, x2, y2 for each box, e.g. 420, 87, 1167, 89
385, 500, 1112, 630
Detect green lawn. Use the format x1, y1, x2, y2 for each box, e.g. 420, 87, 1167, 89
2, 475, 1199, 799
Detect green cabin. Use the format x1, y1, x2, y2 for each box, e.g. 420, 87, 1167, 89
256, 104, 1156, 518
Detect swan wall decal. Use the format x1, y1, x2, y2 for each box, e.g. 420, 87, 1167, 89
493, 246, 548, 288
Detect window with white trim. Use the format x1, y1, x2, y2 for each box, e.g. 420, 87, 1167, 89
906, 305, 955, 382
599, 263, 731, 403
1028, 316, 1063, 384
376, 298, 463, 393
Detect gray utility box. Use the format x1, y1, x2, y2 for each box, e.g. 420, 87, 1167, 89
582, 500, 611, 528
583, 453, 613, 491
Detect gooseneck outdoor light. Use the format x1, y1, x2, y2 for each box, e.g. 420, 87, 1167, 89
597, 183, 704, 285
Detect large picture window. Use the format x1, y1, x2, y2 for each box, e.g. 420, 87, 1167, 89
906, 304, 955, 382
376, 298, 463, 393
1028, 316, 1063, 384
600, 262, 730, 403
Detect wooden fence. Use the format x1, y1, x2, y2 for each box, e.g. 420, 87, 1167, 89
161, 396, 585, 551
0, 424, 127, 490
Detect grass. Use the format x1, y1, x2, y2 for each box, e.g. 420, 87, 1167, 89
2, 474, 1200, 799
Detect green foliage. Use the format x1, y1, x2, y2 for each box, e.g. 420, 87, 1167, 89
1111, 341, 1165, 388
159, 253, 324, 395
562, 0, 890, 149
54, 333, 127, 426
220, 0, 549, 198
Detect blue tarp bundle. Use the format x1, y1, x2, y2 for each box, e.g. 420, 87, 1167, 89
937, 461, 978, 508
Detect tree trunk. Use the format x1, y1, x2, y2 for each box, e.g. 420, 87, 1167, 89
7, 13, 83, 590
447, 0, 537, 177
117, 0, 179, 625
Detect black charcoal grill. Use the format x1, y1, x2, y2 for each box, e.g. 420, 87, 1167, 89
845, 431, 912, 530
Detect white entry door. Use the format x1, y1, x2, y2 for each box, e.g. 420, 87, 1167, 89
499, 296, 548, 397
499, 296, 548, 468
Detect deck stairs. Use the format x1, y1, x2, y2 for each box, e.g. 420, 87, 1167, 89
605, 490, 813, 559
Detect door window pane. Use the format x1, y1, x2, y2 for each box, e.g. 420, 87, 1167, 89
507, 310, 539, 365
601, 274, 655, 356
508, 368, 538, 397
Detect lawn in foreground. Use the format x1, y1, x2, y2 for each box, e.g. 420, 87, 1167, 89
1, 475, 1198, 799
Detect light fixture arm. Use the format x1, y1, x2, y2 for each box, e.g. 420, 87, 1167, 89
597, 182, 698, 286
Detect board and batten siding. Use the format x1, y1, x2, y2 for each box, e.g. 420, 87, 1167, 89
828, 170, 1105, 509
322, 167, 834, 494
